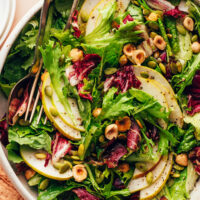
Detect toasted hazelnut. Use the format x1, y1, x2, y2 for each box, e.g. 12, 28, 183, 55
72, 164, 87, 182
175, 154, 188, 167
25, 169, 36, 180
115, 116, 131, 132
191, 42, 200, 53
183, 16, 194, 32
69, 48, 84, 63
119, 55, 128, 66
118, 163, 130, 173
147, 12, 158, 21
123, 44, 136, 57
131, 49, 146, 65
92, 108, 102, 118
105, 124, 118, 140
153, 35, 166, 50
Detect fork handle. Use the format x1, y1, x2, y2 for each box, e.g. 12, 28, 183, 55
64, 0, 80, 31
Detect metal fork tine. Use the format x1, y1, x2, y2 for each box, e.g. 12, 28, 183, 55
25, 59, 43, 121
25, 0, 79, 124
29, 89, 40, 123
37, 105, 44, 125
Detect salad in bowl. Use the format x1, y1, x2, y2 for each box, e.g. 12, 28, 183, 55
1, 0, 200, 199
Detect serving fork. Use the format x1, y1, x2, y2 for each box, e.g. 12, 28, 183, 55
7, 0, 79, 125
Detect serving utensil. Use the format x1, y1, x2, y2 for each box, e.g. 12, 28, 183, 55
7, 0, 79, 125
7, 0, 51, 124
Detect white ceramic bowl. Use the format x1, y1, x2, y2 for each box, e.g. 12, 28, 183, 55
0, 0, 16, 46
0, 1, 200, 200
0, 1, 43, 200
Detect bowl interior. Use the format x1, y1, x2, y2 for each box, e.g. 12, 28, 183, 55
1, 1, 200, 200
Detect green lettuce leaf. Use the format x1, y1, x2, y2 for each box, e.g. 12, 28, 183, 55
0, 82, 15, 97
172, 53, 200, 96
55, 0, 73, 19
98, 88, 134, 121
127, 4, 144, 22
40, 41, 77, 125
83, 1, 142, 47
6, 142, 23, 163
8, 126, 51, 153
184, 112, 200, 140
177, 124, 198, 153
169, 169, 190, 200
187, 0, 200, 37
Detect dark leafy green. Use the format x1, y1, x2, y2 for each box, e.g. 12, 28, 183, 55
187, 0, 200, 36
169, 169, 190, 200
6, 142, 23, 163
165, 16, 179, 53
84, 1, 142, 47
158, 18, 172, 60
8, 128, 51, 153
177, 125, 198, 153
172, 53, 200, 96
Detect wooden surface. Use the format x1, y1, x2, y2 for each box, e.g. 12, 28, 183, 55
0, 165, 24, 200
0, 1, 40, 199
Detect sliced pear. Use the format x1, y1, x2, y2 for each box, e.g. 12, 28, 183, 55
134, 65, 183, 128
85, 0, 114, 35
42, 73, 81, 141
186, 160, 198, 193
150, 79, 183, 128
133, 66, 174, 94
78, 0, 100, 25
115, 0, 131, 15
137, 77, 168, 111
128, 155, 168, 193
140, 154, 173, 200
85, 0, 130, 35
50, 77, 84, 132
137, 76, 168, 129
133, 145, 161, 179
20, 146, 73, 181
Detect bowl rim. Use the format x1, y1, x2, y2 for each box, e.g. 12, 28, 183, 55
0, 0, 16, 46
0, 1, 43, 199
0, 0, 43, 73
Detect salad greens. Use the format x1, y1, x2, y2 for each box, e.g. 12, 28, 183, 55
172, 53, 200, 96
40, 42, 77, 125
169, 169, 190, 200
1, 0, 200, 200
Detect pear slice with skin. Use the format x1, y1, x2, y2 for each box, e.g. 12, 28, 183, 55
20, 146, 73, 181
50, 78, 84, 132
133, 65, 183, 128
133, 145, 161, 179
139, 153, 173, 200
85, 0, 114, 35
42, 72, 81, 141
85, 0, 130, 35
115, 0, 131, 15
137, 76, 168, 129
128, 155, 168, 193
150, 79, 183, 128
78, 0, 100, 25
133, 66, 175, 95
